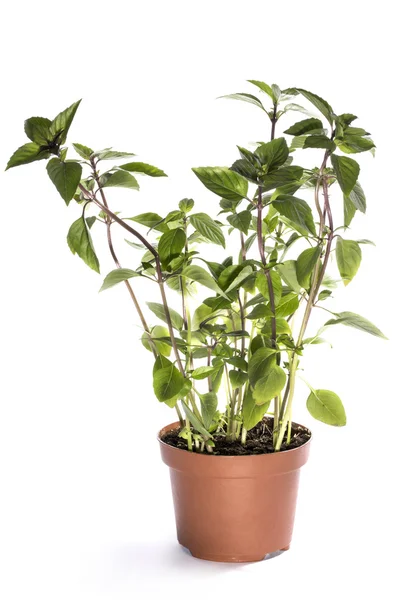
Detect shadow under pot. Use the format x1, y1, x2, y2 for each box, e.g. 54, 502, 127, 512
158, 420, 311, 563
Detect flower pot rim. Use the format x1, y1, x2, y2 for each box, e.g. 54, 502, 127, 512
157, 420, 312, 460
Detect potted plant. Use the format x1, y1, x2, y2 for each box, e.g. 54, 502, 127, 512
6, 81, 385, 563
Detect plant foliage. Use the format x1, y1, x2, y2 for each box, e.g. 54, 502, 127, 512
6, 83, 384, 453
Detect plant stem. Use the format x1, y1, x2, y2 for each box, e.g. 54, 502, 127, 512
155, 260, 185, 375
181, 277, 202, 423
275, 355, 298, 451
185, 416, 193, 451
275, 155, 334, 450
207, 345, 212, 392
257, 184, 279, 436
86, 189, 186, 377
241, 425, 247, 445
271, 103, 278, 140
274, 393, 280, 445
80, 182, 187, 425
237, 291, 246, 357
86, 175, 156, 356
240, 231, 246, 262
225, 363, 236, 440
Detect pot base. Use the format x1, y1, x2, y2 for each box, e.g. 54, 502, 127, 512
185, 543, 290, 563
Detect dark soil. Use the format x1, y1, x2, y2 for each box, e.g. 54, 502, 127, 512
161, 417, 311, 456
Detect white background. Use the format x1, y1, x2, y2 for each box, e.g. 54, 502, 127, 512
1, 1, 399, 597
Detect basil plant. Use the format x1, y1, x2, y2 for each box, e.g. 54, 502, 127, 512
6, 81, 385, 453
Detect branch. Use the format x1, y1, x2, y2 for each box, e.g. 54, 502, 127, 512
270, 103, 278, 140
90, 173, 156, 353
80, 183, 186, 376
257, 185, 277, 345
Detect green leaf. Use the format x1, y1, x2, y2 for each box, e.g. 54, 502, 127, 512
325, 311, 387, 339
261, 166, 304, 192
119, 161, 167, 177
203, 295, 231, 311
179, 198, 194, 213
192, 166, 248, 201
296, 246, 321, 288
248, 347, 276, 387
277, 260, 301, 293
343, 127, 369, 136
331, 155, 360, 196
6, 142, 50, 170
24, 117, 52, 145
94, 149, 136, 160
219, 92, 266, 112
254, 138, 289, 171
338, 114, 358, 125
72, 143, 94, 160
247, 80, 275, 100
199, 392, 218, 429
191, 366, 218, 380
225, 265, 253, 294
322, 275, 340, 289
347, 181, 366, 213
272, 195, 316, 235
218, 265, 242, 290
99, 268, 140, 291
253, 365, 286, 405
181, 401, 212, 439
229, 370, 248, 389
289, 135, 307, 151
303, 336, 331, 346
158, 228, 186, 266
318, 290, 332, 301
262, 318, 292, 336
306, 389, 346, 426
226, 330, 250, 338
209, 365, 224, 393
284, 117, 323, 136
303, 135, 336, 151
246, 304, 270, 320
147, 301, 183, 331
49, 100, 81, 145
153, 358, 185, 402
227, 210, 252, 234
284, 103, 313, 116
142, 325, 171, 357
244, 232, 257, 254
242, 387, 270, 430
271, 84, 281, 102
237, 145, 259, 164
67, 217, 100, 273
181, 265, 228, 298
275, 292, 300, 317
46, 158, 82, 204
295, 89, 334, 124
227, 356, 248, 370
86, 216, 96, 229
337, 136, 375, 154
255, 270, 282, 306
229, 160, 255, 186
103, 170, 140, 190
336, 237, 362, 285
127, 212, 164, 230
190, 213, 225, 247
250, 334, 272, 354
344, 193, 357, 227
192, 303, 214, 330
356, 239, 375, 246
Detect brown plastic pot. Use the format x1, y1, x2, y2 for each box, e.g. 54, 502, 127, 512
159, 421, 311, 563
